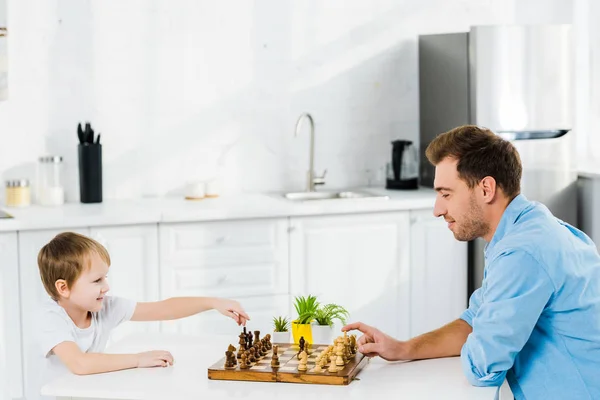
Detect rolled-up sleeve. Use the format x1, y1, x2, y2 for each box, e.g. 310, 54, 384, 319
460, 250, 554, 387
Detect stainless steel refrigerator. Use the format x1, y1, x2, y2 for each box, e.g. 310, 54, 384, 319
418, 24, 577, 297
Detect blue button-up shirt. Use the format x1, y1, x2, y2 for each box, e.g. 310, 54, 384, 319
460, 194, 600, 399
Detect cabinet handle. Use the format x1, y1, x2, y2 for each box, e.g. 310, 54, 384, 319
0, 27, 6, 37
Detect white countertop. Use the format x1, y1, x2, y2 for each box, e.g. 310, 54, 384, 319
42, 333, 498, 400
0, 187, 437, 232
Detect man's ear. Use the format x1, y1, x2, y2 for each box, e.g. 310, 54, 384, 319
479, 176, 497, 204
55, 279, 70, 299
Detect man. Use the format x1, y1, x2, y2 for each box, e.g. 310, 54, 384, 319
344, 125, 600, 399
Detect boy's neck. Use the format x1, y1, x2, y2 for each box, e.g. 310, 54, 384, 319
57, 299, 91, 329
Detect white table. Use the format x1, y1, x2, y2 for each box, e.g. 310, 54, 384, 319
42, 333, 501, 400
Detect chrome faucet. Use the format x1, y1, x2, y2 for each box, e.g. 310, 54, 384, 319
295, 113, 326, 192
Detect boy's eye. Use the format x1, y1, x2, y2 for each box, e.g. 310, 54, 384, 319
442, 193, 450, 198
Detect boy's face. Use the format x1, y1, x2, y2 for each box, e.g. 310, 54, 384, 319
66, 251, 110, 312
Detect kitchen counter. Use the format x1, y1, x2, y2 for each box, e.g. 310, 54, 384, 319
42, 333, 500, 400
0, 187, 437, 232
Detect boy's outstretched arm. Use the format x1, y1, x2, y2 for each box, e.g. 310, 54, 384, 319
131, 297, 250, 326
53, 341, 173, 375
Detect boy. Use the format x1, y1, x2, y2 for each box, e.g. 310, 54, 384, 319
35, 232, 249, 386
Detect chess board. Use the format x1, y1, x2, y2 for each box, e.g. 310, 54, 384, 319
208, 343, 368, 385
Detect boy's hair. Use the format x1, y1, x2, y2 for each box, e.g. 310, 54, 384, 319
425, 125, 522, 198
38, 232, 111, 301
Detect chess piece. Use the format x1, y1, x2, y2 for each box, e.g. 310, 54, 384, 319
248, 348, 256, 363
313, 362, 323, 373
271, 345, 280, 368
228, 344, 236, 353
240, 353, 249, 369
238, 332, 247, 358
297, 350, 308, 371
299, 336, 305, 352
225, 350, 236, 369
343, 333, 352, 360
328, 355, 338, 372
265, 334, 272, 350
336, 344, 345, 367
254, 330, 261, 345
247, 332, 253, 348
350, 334, 357, 355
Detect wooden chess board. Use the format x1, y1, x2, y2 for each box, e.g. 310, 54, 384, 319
208, 343, 368, 385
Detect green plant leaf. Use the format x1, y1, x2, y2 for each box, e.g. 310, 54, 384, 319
313, 303, 349, 326
272, 316, 290, 332
293, 295, 320, 323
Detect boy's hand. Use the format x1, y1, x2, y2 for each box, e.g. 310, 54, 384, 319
136, 350, 174, 368
213, 298, 250, 326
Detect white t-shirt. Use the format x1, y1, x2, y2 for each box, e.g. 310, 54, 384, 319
33, 296, 137, 400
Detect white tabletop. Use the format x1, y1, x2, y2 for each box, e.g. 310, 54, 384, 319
42, 333, 499, 400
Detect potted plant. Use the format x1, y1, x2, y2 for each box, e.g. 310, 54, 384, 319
271, 316, 290, 343
291, 295, 319, 344
310, 303, 350, 344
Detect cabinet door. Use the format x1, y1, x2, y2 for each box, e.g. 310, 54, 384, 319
19, 228, 89, 400
90, 224, 160, 343
289, 212, 411, 340
0, 232, 21, 399
409, 210, 467, 337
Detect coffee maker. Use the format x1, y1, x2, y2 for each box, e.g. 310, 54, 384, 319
386, 140, 419, 190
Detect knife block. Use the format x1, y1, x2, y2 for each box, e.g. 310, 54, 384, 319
78, 144, 102, 203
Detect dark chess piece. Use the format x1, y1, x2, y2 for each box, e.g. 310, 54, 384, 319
240, 353, 249, 369
247, 332, 253, 348
238, 333, 247, 358
254, 330, 261, 345
271, 345, 280, 368
297, 336, 306, 359
248, 348, 256, 363
224, 350, 236, 369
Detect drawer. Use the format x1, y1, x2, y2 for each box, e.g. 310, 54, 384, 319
164, 262, 288, 298
160, 219, 288, 266
160, 294, 291, 336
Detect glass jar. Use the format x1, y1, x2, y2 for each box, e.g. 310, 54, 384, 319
5, 179, 31, 207
37, 156, 65, 206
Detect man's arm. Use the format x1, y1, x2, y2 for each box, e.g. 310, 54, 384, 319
52, 342, 173, 375
131, 297, 250, 325
461, 250, 553, 387
405, 319, 472, 360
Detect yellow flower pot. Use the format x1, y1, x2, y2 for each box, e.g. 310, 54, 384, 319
291, 320, 313, 345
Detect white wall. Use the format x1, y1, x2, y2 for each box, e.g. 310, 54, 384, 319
0, 0, 539, 202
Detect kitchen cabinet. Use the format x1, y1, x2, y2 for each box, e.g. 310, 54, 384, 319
289, 212, 411, 340
409, 210, 467, 337
0, 0, 6, 101
159, 218, 290, 335
89, 224, 160, 343
0, 232, 21, 399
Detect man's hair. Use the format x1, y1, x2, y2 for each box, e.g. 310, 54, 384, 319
38, 232, 111, 301
425, 125, 522, 198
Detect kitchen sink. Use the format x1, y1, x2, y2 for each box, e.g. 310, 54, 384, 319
282, 190, 389, 201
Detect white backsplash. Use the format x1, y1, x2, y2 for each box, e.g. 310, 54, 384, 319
0, 0, 572, 201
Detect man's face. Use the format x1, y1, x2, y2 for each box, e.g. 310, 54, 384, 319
433, 158, 489, 241
66, 251, 110, 312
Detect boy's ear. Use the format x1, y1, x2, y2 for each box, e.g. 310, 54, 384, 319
55, 279, 70, 298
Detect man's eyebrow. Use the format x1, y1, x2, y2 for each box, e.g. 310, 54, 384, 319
434, 187, 453, 192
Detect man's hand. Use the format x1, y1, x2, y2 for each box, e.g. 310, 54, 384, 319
342, 322, 407, 361
136, 350, 174, 368
212, 298, 250, 326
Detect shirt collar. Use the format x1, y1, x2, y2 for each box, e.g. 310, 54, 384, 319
484, 193, 531, 256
